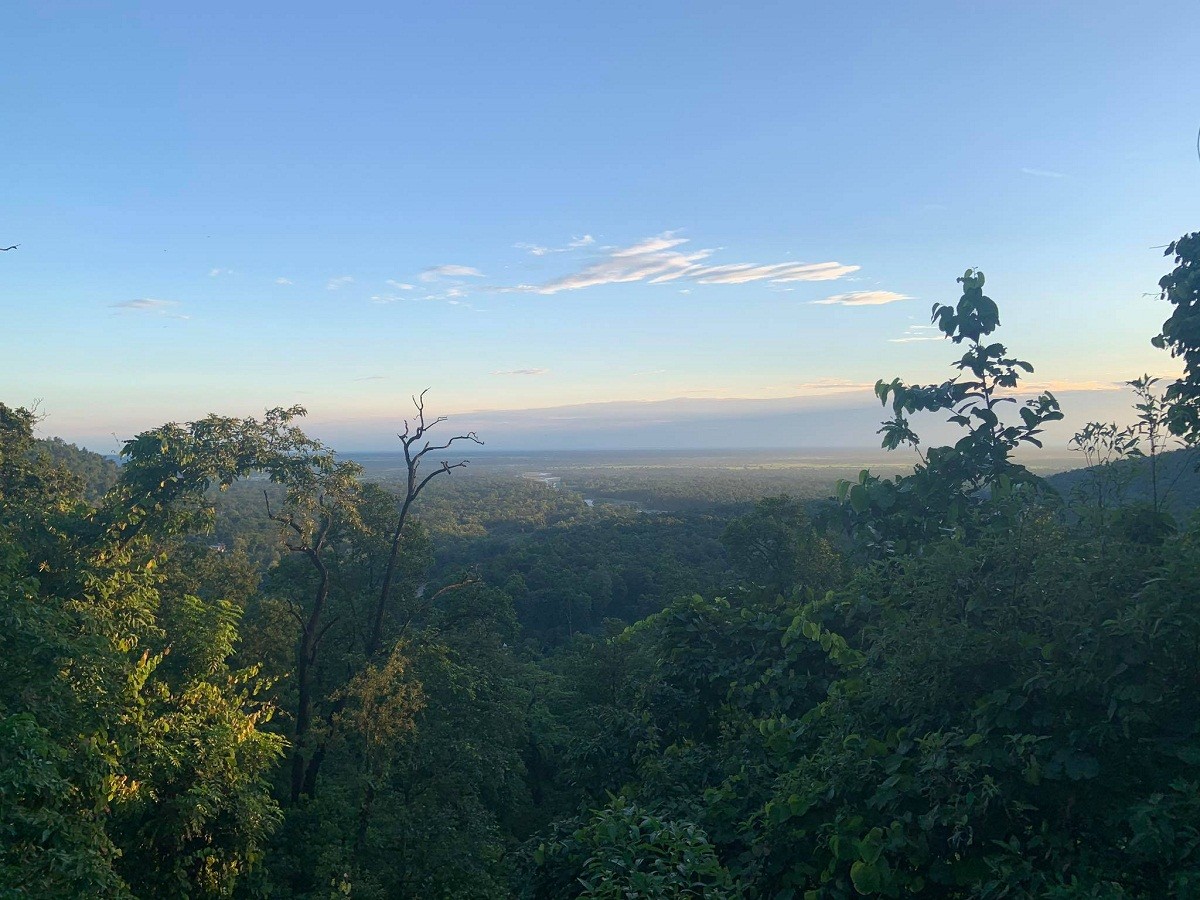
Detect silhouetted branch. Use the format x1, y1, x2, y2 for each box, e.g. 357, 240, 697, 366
264, 489, 305, 538
426, 573, 481, 603
397, 573, 482, 639
367, 392, 482, 657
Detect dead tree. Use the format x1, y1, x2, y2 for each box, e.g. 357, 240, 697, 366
296, 392, 480, 800
365, 389, 481, 657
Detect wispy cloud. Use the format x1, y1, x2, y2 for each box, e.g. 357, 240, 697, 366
371, 280, 424, 303
421, 264, 483, 282
353, 375, 385, 382
433, 286, 468, 300
812, 290, 911, 307
503, 231, 859, 295
492, 368, 549, 376
1021, 167, 1066, 178
614, 234, 686, 256
209, 268, 233, 277
327, 275, 355, 291
515, 234, 596, 256
113, 298, 175, 311
275, 277, 294, 285
112, 298, 190, 319
889, 324, 943, 343
630, 369, 667, 377
695, 262, 857, 285
372, 285, 474, 307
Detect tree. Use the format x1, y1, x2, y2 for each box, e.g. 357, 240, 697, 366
721, 495, 840, 597
0, 402, 284, 898
751, 268, 1200, 896
272, 393, 479, 803
1153, 231, 1200, 443
263, 455, 365, 802
837, 269, 1062, 553
531, 800, 735, 899
1067, 375, 1195, 541
367, 390, 482, 658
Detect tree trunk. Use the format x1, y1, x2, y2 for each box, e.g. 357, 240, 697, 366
289, 552, 329, 802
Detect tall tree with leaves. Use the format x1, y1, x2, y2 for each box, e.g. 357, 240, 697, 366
0, 403, 286, 898
837, 269, 1062, 553
1154, 231, 1200, 444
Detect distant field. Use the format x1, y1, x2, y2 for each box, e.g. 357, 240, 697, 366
349, 447, 1085, 511
205, 446, 1194, 564
349, 448, 916, 514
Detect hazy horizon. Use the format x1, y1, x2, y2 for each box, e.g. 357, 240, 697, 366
48, 386, 1130, 464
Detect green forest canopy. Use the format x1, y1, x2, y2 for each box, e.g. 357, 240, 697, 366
4, 235, 1200, 898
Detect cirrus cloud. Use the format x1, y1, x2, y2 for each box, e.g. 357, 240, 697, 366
812, 290, 911, 307
516, 234, 595, 256
503, 231, 859, 295
421, 264, 483, 282
111, 298, 190, 320
492, 367, 549, 376
889, 324, 943, 342
113, 298, 176, 311
1021, 167, 1066, 179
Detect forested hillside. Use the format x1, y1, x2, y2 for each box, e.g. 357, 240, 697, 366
4, 236, 1200, 897
33, 436, 120, 500
1048, 445, 1200, 520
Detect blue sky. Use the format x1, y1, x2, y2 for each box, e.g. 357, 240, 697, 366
4, 1, 1198, 450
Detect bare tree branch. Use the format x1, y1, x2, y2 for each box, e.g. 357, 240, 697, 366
367, 392, 482, 657
415, 459, 469, 496
397, 573, 482, 640
414, 432, 483, 461
426, 573, 481, 603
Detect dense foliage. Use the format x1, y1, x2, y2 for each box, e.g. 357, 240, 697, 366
4, 235, 1200, 897
1, 406, 282, 898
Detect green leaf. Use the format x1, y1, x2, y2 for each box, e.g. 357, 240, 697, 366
857, 828, 885, 864
850, 859, 884, 894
